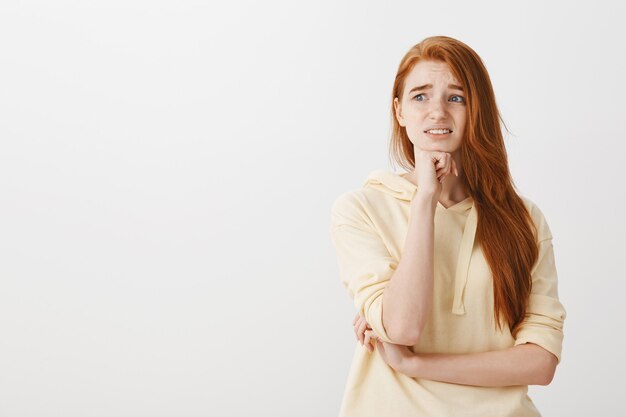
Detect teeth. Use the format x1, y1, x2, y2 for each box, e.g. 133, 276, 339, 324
426, 129, 451, 134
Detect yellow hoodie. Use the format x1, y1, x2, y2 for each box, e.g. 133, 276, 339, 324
329, 168, 566, 417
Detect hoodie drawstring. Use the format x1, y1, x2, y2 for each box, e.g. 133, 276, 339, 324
451, 204, 477, 315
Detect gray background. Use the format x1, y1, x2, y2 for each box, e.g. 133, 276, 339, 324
0, 0, 624, 416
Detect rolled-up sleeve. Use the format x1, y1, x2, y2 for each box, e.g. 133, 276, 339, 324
329, 194, 399, 344
513, 207, 567, 364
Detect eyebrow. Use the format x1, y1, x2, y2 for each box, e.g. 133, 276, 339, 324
408, 84, 464, 93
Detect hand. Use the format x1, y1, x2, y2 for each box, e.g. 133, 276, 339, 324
375, 340, 416, 374
353, 312, 380, 353
414, 149, 459, 196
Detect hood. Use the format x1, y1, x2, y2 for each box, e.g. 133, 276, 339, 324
363, 169, 418, 201
363, 169, 477, 316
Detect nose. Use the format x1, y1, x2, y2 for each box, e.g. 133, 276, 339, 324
428, 97, 448, 119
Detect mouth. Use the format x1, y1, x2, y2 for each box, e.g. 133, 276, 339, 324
424, 128, 452, 138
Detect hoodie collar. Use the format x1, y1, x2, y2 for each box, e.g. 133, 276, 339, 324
363, 169, 477, 316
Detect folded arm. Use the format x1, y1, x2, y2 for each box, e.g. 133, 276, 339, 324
399, 342, 558, 386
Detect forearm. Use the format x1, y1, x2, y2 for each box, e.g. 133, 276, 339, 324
403, 343, 553, 387
382, 193, 436, 345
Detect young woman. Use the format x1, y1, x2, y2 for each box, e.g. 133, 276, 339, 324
329, 36, 566, 416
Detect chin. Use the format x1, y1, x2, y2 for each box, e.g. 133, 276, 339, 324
414, 138, 461, 152
415, 143, 452, 152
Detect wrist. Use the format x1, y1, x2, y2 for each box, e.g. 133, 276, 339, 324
403, 354, 424, 378
411, 191, 437, 212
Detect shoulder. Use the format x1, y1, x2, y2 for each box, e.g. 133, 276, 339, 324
330, 189, 374, 227
519, 194, 553, 242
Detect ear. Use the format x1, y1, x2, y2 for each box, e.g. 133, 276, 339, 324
393, 97, 406, 127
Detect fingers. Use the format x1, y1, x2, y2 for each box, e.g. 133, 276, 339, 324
354, 314, 368, 339
357, 319, 367, 345
353, 317, 361, 341
364, 330, 379, 353
434, 153, 457, 182
353, 313, 364, 338
364, 331, 373, 352
354, 317, 361, 337
353, 314, 377, 352
436, 164, 451, 182
363, 330, 371, 352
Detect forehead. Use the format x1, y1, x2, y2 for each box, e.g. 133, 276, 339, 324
405, 60, 460, 85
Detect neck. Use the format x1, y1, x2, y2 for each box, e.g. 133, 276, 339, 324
439, 174, 469, 202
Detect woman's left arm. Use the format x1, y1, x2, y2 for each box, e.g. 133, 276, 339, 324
376, 340, 557, 387
358, 202, 565, 387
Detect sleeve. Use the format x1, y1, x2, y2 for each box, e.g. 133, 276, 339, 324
513, 206, 567, 364
329, 193, 400, 344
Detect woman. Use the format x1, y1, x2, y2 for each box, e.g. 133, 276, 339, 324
329, 36, 566, 416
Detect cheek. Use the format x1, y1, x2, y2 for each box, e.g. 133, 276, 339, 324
454, 113, 467, 131
454, 108, 467, 120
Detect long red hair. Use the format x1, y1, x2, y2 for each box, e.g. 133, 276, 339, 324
389, 36, 538, 336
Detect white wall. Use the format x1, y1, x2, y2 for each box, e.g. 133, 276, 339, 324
0, 0, 623, 416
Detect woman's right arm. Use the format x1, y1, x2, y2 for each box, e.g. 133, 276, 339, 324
333, 151, 456, 347
380, 190, 437, 346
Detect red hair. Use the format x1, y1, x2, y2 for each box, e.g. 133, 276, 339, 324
389, 35, 538, 336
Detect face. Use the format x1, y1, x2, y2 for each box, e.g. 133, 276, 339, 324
394, 60, 467, 157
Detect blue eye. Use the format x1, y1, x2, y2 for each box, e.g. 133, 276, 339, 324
412, 94, 465, 103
